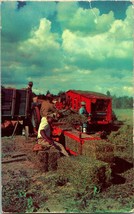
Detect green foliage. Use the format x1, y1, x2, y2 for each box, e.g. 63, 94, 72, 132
108, 124, 133, 162
26, 196, 34, 213
105, 90, 132, 109
112, 95, 133, 109
58, 90, 66, 96
106, 91, 111, 97
46, 90, 51, 95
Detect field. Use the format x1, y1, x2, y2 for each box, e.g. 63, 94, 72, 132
1, 109, 133, 213
113, 109, 133, 125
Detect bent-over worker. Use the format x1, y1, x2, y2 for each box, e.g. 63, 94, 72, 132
37, 114, 69, 157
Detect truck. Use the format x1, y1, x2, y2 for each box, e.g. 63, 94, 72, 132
1, 82, 41, 137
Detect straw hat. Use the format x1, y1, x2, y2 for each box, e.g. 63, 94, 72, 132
81, 101, 86, 105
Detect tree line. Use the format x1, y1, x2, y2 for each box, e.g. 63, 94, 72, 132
106, 91, 133, 109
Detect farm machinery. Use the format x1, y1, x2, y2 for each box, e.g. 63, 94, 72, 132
52, 90, 113, 159
65, 90, 112, 124
1, 85, 114, 162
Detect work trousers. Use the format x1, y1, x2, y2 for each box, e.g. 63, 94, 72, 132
38, 138, 69, 157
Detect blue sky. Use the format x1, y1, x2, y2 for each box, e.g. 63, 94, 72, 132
1, 1, 133, 96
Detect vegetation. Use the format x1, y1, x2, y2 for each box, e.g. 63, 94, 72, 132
113, 108, 133, 124
106, 91, 133, 109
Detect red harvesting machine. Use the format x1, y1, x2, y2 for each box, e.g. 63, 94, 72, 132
52, 90, 113, 156
65, 90, 112, 125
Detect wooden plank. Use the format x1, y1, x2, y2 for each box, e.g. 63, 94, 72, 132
2, 105, 11, 110
2, 157, 27, 164
11, 153, 26, 158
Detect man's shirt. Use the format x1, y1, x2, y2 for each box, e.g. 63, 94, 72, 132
79, 107, 87, 115
37, 117, 51, 139
40, 100, 56, 117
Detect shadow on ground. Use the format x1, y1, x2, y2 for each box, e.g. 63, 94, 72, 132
111, 156, 133, 185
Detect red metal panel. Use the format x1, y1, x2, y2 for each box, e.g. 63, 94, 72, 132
52, 125, 101, 156
66, 90, 110, 99
66, 90, 112, 125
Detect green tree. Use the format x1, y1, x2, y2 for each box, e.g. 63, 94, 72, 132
106, 90, 111, 97
58, 90, 65, 96
46, 90, 51, 96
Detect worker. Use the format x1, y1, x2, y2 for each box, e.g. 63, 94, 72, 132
31, 94, 41, 135
79, 101, 88, 116
31, 94, 40, 108
37, 114, 69, 157
40, 94, 57, 118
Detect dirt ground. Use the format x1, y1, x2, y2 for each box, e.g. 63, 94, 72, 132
1, 120, 134, 213
1, 135, 78, 213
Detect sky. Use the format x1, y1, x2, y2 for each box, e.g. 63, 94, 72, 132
1, 0, 133, 97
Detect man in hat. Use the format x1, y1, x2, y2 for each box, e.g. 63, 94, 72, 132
37, 114, 69, 157
79, 101, 88, 116
40, 94, 57, 118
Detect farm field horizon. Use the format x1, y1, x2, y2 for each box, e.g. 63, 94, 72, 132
113, 108, 133, 124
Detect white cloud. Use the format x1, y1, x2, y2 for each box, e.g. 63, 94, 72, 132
19, 18, 59, 50
57, 2, 115, 35
123, 86, 133, 94
61, 5, 133, 65
17, 18, 62, 73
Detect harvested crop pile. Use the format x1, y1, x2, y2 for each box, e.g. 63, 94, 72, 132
65, 136, 114, 163
82, 140, 114, 163
57, 156, 111, 194
58, 110, 87, 128
107, 124, 133, 162
37, 147, 61, 171
65, 135, 81, 154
